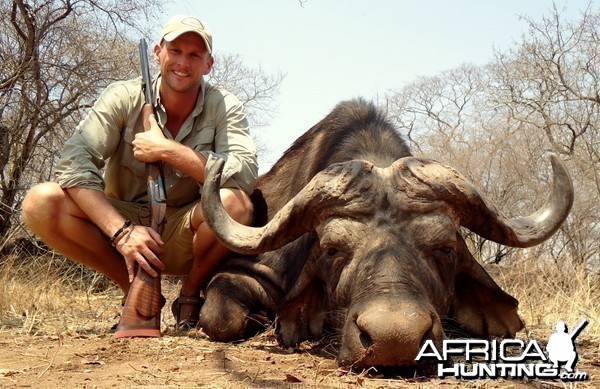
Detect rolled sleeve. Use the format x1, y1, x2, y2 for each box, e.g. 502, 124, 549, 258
54, 81, 132, 191
200, 89, 258, 194
55, 139, 106, 191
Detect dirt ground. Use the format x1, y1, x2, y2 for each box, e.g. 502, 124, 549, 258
0, 289, 598, 388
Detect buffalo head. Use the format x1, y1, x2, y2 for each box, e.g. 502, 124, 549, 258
200, 155, 573, 368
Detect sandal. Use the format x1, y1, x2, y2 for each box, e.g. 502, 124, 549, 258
171, 295, 204, 330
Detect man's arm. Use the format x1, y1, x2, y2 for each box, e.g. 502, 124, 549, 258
132, 90, 258, 194
132, 114, 209, 182
208, 91, 258, 193
66, 187, 165, 281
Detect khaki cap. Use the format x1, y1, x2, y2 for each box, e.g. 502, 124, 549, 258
161, 15, 213, 54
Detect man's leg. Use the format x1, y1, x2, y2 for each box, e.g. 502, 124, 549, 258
175, 188, 253, 322
21, 182, 130, 293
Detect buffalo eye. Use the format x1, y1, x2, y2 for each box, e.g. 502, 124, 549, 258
318, 245, 348, 264
433, 246, 457, 261
317, 245, 349, 287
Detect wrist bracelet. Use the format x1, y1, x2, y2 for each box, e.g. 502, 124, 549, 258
110, 219, 132, 247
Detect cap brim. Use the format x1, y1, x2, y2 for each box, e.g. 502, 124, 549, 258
163, 30, 212, 53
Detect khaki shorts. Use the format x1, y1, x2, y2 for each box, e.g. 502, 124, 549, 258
108, 198, 196, 275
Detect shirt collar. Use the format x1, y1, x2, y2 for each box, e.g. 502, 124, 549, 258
152, 75, 206, 141
152, 75, 205, 117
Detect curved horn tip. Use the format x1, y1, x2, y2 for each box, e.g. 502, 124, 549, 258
455, 153, 574, 248
548, 153, 574, 207
509, 153, 574, 247
550, 153, 569, 177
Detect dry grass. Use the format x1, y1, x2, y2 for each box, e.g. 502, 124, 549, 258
0, 252, 113, 335
489, 260, 599, 343
3, 253, 597, 340
0, 252, 598, 387
0, 252, 185, 336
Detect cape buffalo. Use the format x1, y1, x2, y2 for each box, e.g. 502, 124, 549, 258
198, 99, 573, 369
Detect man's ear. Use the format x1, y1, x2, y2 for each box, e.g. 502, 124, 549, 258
153, 44, 162, 62
452, 243, 524, 337
203, 55, 214, 76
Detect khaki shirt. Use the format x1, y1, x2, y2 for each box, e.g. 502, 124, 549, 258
55, 76, 258, 207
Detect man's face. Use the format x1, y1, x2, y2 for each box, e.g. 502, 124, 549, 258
154, 32, 213, 96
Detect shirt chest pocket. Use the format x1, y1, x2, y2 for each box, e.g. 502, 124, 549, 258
120, 126, 146, 177
189, 126, 216, 152
169, 126, 216, 179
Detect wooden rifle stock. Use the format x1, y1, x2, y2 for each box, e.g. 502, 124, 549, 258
115, 39, 166, 338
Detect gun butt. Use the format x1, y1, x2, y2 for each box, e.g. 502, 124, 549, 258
114, 266, 164, 338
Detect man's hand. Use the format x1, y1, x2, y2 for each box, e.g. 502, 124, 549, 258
133, 113, 208, 183
113, 225, 166, 282
132, 114, 169, 163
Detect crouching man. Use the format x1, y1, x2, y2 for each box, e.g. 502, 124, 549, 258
21, 15, 258, 329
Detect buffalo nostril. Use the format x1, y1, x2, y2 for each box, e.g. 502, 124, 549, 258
359, 330, 373, 349
352, 305, 440, 366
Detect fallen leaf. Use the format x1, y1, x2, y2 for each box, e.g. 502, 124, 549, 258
0, 368, 20, 377
284, 374, 304, 383
81, 360, 105, 366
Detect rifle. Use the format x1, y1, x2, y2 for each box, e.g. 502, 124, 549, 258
115, 38, 167, 338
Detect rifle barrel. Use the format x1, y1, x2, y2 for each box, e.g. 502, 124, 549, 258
139, 39, 153, 105
569, 319, 589, 340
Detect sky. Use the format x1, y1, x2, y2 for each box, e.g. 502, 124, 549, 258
156, 0, 595, 173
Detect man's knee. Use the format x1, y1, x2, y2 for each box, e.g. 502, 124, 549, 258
22, 182, 65, 226
219, 188, 253, 225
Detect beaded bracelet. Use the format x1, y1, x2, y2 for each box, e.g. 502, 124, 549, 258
110, 219, 132, 247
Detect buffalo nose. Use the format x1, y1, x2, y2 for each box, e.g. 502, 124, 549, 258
354, 304, 439, 366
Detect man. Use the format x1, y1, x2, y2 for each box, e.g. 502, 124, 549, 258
21, 15, 258, 329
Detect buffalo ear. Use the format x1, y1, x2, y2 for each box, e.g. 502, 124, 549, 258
452, 255, 524, 338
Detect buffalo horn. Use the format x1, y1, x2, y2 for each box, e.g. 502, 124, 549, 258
202, 158, 374, 254
394, 155, 573, 248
